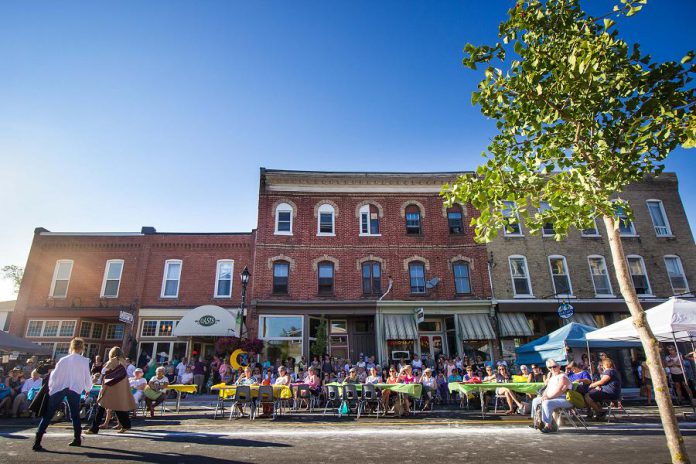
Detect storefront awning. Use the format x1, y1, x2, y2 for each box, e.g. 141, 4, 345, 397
172, 305, 241, 337
383, 314, 418, 340
457, 313, 495, 340
498, 313, 533, 337
567, 313, 597, 327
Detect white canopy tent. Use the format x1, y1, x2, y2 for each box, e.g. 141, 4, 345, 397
172, 305, 242, 337
586, 298, 696, 342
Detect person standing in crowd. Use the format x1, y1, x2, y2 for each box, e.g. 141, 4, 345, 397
87, 347, 136, 435
531, 359, 572, 433
125, 358, 136, 378
176, 357, 188, 383
665, 345, 689, 404
192, 358, 207, 394
33, 337, 92, 452
91, 355, 104, 376
639, 357, 653, 405
12, 369, 42, 417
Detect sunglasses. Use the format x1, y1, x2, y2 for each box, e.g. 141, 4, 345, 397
550, 365, 560, 369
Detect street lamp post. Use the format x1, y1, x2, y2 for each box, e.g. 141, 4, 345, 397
240, 266, 251, 339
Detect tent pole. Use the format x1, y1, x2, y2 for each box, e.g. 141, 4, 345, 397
672, 332, 695, 415
586, 339, 593, 379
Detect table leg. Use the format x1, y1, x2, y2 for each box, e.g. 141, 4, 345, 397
480, 390, 485, 419
176, 391, 182, 414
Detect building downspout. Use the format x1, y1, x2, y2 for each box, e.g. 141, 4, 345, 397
487, 252, 503, 360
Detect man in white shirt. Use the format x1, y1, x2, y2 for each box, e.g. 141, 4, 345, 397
126, 358, 136, 378
34, 338, 92, 452
12, 369, 42, 417
176, 359, 188, 383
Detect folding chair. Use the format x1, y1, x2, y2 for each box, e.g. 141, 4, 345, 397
558, 407, 589, 430
229, 385, 255, 420
359, 383, 384, 419
492, 392, 507, 413
342, 384, 359, 417
323, 385, 342, 416
606, 397, 629, 423
295, 385, 316, 412
257, 385, 278, 420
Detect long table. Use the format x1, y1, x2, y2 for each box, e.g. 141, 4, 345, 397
86, 383, 197, 414
210, 383, 293, 419
448, 382, 546, 418
325, 382, 423, 398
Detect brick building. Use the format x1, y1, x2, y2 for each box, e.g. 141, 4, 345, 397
249, 169, 492, 364
8, 169, 694, 369
487, 173, 696, 371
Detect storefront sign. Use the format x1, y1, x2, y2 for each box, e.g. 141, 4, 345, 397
196, 315, 218, 327
387, 339, 414, 347
414, 307, 425, 324
119, 310, 134, 324
557, 303, 575, 319
230, 349, 249, 369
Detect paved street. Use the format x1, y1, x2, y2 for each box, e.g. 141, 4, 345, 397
1, 401, 696, 463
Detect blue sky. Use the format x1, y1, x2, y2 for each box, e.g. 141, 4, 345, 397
0, 1, 694, 301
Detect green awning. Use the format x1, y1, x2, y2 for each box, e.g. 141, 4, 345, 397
383, 314, 418, 340
498, 313, 533, 337
457, 313, 495, 340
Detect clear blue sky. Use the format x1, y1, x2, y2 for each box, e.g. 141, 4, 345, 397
0, 0, 694, 301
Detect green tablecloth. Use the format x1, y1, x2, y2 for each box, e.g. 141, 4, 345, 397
448, 382, 545, 396
325, 382, 423, 398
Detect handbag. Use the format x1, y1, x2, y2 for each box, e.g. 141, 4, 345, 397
566, 389, 586, 408
144, 386, 163, 401
103, 364, 127, 386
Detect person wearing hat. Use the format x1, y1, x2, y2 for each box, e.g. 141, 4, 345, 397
420, 368, 437, 411
22, 359, 35, 379
343, 368, 359, 384
129, 368, 147, 404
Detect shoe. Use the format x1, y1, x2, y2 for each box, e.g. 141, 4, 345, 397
68, 437, 81, 447
117, 428, 129, 434
149, 409, 155, 418
32, 432, 44, 452
85, 429, 98, 435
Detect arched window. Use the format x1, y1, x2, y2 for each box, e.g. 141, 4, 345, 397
405, 205, 422, 235
317, 261, 334, 295
447, 205, 463, 234
362, 261, 382, 295
317, 203, 335, 236
273, 261, 290, 294
452, 261, 471, 294
274, 203, 293, 235
409, 262, 426, 294
359, 204, 380, 236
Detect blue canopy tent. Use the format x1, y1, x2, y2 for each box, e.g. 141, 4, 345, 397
515, 322, 641, 366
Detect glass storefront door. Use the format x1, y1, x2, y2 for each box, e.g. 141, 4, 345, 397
419, 335, 443, 359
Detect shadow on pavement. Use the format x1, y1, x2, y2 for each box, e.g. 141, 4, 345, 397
41, 446, 248, 464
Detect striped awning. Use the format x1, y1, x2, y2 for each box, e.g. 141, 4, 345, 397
498, 313, 533, 337
569, 313, 597, 327
457, 313, 495, 340
383, 314, 418, 340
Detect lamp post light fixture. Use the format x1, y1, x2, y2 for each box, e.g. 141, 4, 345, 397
239, 266, 251, 339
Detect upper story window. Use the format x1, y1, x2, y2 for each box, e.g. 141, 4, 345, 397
405, 205, 422, 235
26, 320, 77, 338
273, 261, 289, 294
539, 201, 555, 236
548, 256, 572, 296
647, 200, 672, 237
100, 259, 124, 298
275, 202, 293, 235
447, 205, 464, 234
627, 255, 652, 296
452, 261, 471, 294
664, 256, 689, 295
317, 204, 336, 236
509, 256, 533, 297
588, 255, 613, 297
317, 262, 334, 295
409, 262, 426, 294
106, 323, 125, 340
161, 259, 182, 298
141, 319, 176, 337
361, 261, 382, 295
502, 201, 522, 236
359, 204, 380, 236
214, 260, 234, 298
615, 204, 637, 236
581, 217, 600, 237
50, 260, 73, 298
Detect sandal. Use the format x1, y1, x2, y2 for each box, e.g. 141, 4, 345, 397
505, 410, 516, 415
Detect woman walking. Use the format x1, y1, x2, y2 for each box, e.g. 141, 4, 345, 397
33, 337, 92, 451
87, 346, 137, 434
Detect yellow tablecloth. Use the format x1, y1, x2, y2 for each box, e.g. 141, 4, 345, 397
211, 383, 293, 399
165, 384, 198, 394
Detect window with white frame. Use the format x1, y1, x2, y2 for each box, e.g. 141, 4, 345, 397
664, 256, 689, 295
317, 204, 335, 236
359, 204, 380, 236
588, 256, 613, 296
615, 204, 637, 236
538, 201, 555, 236
25, 320, 78, 338
140, 319, 179, 337
101, 259, 124, 298
502, 201, 522, 236
141, 320, 158, 337
106, 323, 125, 340
214, 260, 234, 298
79, 321, 93, 338
627, 255, 652, 295
509, 256, 532, 296
92, 323, 104, 339
50, 260, 73, 298
53, 342, 70, 360
405, 204, 422, 235
274, 203, 293, 235
548, 256, 573, 296
409, 262, 426, 294
581, 217, 600, 237
647, 200, 672, 237
161, 259, 182, 298
452, 261, 472, 294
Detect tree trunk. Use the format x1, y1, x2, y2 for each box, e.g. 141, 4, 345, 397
603, 215, 690, 464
